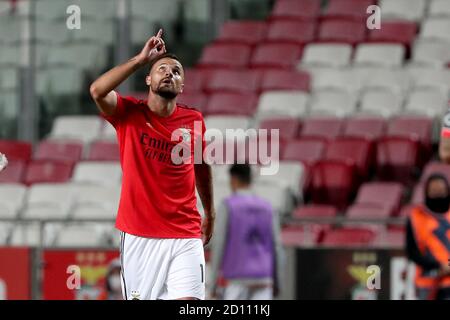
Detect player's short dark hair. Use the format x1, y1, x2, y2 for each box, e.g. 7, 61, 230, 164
148, 53, 183, 73
229, 164, 252, 185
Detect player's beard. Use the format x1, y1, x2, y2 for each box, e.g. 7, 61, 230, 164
154, 82, 178, 100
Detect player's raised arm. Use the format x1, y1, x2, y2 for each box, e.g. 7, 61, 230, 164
90, 29, 166, 116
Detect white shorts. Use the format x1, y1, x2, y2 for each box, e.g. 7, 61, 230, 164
119, 232, 205, 300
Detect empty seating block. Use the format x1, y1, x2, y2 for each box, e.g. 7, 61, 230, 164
270, 0, 321, 21
215, 21, 267, 46
204, 70, 261, 94
49, 116, 103, 145
343, 116, 386, 140
183, 68, 208, 93
258, 118, 301, 142
0, 140, 32, 161
404, 88, 448, 118
354, 44, 405, 67
197, 44, 251, 69
322, 0, 376, 22
359, 89, 403, 118
266, 20, 316, 45
88, 141, 120, 161
0, 184, 26, 219
353, 182, 404, 215
309, 91, 357, 118
318, 20, 366, 45
34, 140, 83, 163
250, 43, 302, 70
293, 204, 337, 219
177, 93, 207, 112
256, 91, 309, 120
300, 44, 353, 68
72, 161, 122, 186
379, 0, 427, 22
24, 160, 73, 185
282, 138, 326, 166
0, 160, 26, 183
420, 18, 450, 43
429, 0, 450, 18
301, 118, 344, 140
54, 224, 109, 247
311, 69, 360, 93
367, 21, 417, 48
412, 40, 450, 67
71, 184, 120, 220
321, 227, 377, 246
260, 70, 310, 92
205, 93, 258, 116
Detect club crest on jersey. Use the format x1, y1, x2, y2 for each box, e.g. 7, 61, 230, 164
178, 128, 191, 143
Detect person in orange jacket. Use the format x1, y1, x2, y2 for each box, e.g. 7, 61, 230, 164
406, 173, 450, 300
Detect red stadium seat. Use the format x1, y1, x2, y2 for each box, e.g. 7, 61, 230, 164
281, 225, 323, 246
322, 0, 377, 22
197, 44, 251, 69
258, 118, 302, 142
318, 20, 367, 45
375, 228, 405, 247
183, 68, 209, 93
215, 21, 267, 46
24, 160, 73, 185
353, 182, 404, 215
34, 140, 83, 164
387, 116, 433, 166
420, 161, 450, 183
88, 141, 120, 161
301, 117, 344, 140
321, 227, 377, 246
311, 159, 357, 209
410, 183, 424, 205
250, 43, 303, 70
376, 136, 420, 184
0, 159, 26, 183
293, 204, 338, 219
204, 93, 258, 116
260, 69, 311, 92
346, 203, 393, 219
343, 116, 386, 140
266, 20, 317, 45
282, 138, 326, 165
367, 21, 418, 48
324, 137, 372, 180
0, 140, 32, 162
270, 0, 321, 22
177, 92, 207, 111
398, 204, 416, 218
204, 70, 262, 94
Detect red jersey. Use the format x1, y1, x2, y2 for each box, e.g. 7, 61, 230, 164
100, 92, 206, 238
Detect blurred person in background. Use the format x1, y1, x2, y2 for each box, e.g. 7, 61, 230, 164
0, 153, 7, 172
98, 258, 122, 300
209, 164, 283, 300
439, 108, 450, 164
406, 173, 450, 300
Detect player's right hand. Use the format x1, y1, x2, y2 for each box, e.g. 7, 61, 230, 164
137, 29, 166, 66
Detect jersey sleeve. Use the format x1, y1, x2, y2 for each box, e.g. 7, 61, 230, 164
100, 92, 138, 129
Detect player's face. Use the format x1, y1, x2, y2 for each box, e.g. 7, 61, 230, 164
147, 58, 184, 100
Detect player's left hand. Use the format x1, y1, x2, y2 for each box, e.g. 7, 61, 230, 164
202, 213, 215, 246
0, 153, 8, 172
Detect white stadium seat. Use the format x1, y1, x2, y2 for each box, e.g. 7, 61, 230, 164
357, 68, 411, 95
359, 89, 403, 118
412, 40, 450, 67
309, 91, 357, 118
22, 183, 75, 220
420, 18, 450, 43
311, 68, 361, 94
49, 115, 103, 144
300, 44, 353, 68
252, 183, 294, 216
354, 44, 405, 68
379, 0, 427, 22
9, 222, 61, 246
100, 120, 117, 140
205, 115, 252, 138
70, 184, 121, 220
72, 161, 122, 186
407, 66, 450, 94
429, 0, 450, 18
54, 223, 110, 247
256, 91, 310, 121
404, 88, 448, 118
0, 184, 27, 219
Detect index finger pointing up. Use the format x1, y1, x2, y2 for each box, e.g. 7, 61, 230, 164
156, 29, 163, 38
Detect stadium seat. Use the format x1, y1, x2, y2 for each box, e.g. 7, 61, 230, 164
354, 44, 405, 67
367, 20, 418, 48
48, 116, 103, 145
309, 91, 357, 118
281, 226, 322, 246
9, 222, 59, 247
256, 91, 310, 121
376, 136, 420, 183
204, 116, 251, 141
269, 0, 321, 21
317, 20, 366, 46
357, 68, 410, 95
420, 161, 450, 183
87, 141, 120, 161
34, 140, 83, 164
282, 138, 327, 166
310, 68, 360, 93
204, 93, 258, 116
410, 183, 424, 205
375, 228, 405, 247
379, 0, 427, 22
71, 184, 120, 220
0, 140, 32, 161
321, 227, 377, 246
292, 204, 337, 219
0, 160, 26, 184
346, 204, 393, 220
215, 20, 267, 46
204, 70, 262, 94
300, 43, 353, 68
353, 182, 404, 215
0, 184, 26, 219
250, 43, 303, 70
420, 18, 450, 43
429, 0, 450, 18
265, 20, 316, 45
72, 161, 122, 186
322, 0, 377, 22
177, 92, 208, 112
24, 160, 74, 185
404, 88, 448, 118
398, 204, 416, 218
343, 116, 386, 141
324, 137, 372, 180
22, 183, 74, 219
412, 40, 450, 67
259, 69, 310, 92
310, 159, 357, 209
252, 182, 295, 216
47, 44, 107, 72
359, 89, 403, 118
54, 224, 109, 247
197, 43, 252, 69
258, 118, 301, 142
182, 68, 208, 93
301, 117, 344, 140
